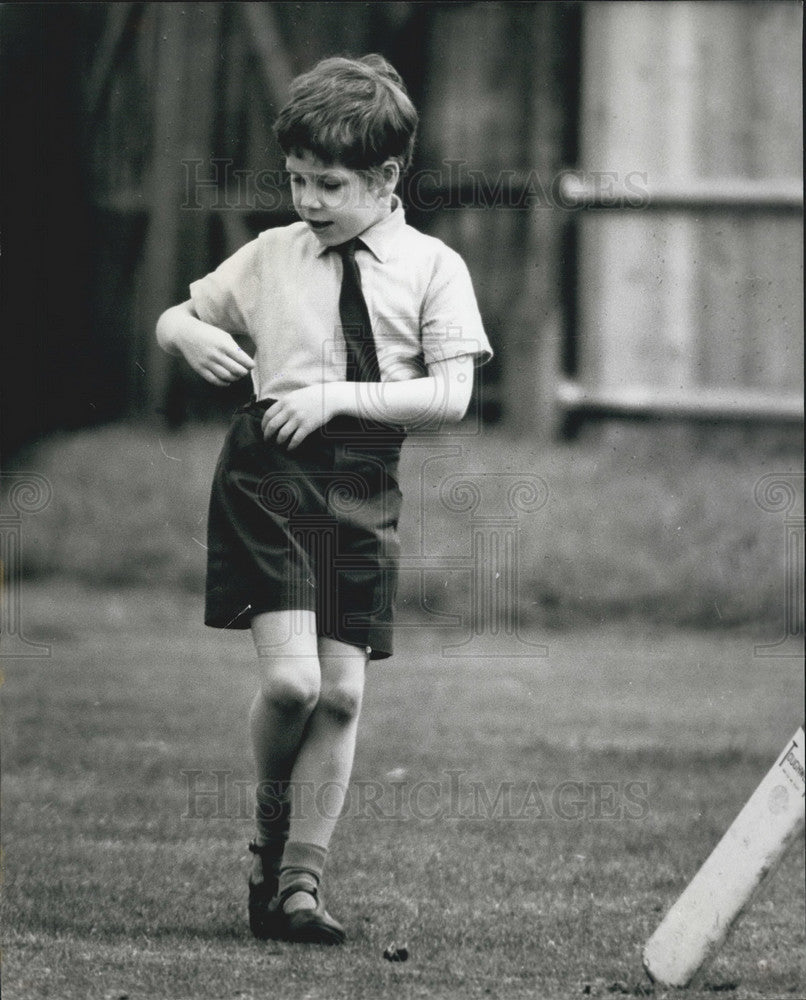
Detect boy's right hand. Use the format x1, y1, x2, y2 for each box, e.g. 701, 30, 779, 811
177, 324, 255, 387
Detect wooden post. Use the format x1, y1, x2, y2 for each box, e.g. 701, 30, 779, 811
139, 3, 184, 418
504, 4, 567, 440
139, 3, 222, 420
85, 2, 136, 125
240, 2, 293, 111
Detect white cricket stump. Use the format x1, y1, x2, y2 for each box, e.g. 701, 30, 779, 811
642, 726, 805, 988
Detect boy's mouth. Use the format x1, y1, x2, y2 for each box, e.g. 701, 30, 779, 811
306, 219, 333, 232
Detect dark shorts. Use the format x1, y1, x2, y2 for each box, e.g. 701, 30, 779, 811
204, 398, 405, 660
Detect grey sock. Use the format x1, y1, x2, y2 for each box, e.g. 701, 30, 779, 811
278, 841, 328, 912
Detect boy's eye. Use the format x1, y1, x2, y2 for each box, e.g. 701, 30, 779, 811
321, 178, 343, 192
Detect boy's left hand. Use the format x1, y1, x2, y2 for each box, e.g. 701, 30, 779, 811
261, 386, 336, 449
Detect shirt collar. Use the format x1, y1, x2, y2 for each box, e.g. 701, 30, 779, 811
314, 195, 405, 262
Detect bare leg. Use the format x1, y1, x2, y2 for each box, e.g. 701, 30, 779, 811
248, 610, 320, 878
286, 636, 367, 846
280, 636, 367, 912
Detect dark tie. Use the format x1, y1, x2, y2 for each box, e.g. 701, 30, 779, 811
336, 239, 381, 382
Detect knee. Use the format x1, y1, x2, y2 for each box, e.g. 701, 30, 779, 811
260, 670, 320, 717
317, 679, 364, 725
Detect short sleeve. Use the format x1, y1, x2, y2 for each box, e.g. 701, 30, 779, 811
420, 248, 493, 368
189, 236, 263, 337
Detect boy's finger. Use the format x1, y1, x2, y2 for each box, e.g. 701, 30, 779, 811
219, 361, 251, 379
224, 344, 256, 369
261, 410, 285, 437
209, 361, 238, 382
286, 427, 308, 450
274, 420, 294, 445
263, 402, 289, 429
262, 403, 283, 425
213, 351, 251, 377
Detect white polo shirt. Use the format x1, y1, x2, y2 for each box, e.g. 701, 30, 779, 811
189, 197, 493, 400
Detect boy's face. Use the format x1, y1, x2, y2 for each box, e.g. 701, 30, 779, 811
286, 150, 395, 247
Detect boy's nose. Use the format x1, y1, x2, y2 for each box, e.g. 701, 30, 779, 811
298, 186, 322, 211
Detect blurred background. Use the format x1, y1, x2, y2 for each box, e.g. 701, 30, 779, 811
0, 0, 803, 635
2, 10, 803, 993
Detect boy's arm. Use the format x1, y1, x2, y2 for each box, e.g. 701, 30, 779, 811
156, 300, 255, 387
340, 355, 474, 424
262, 355, 474, 449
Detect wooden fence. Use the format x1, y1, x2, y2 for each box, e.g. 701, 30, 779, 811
2, 2, 801, 453
560, 1, 803, 431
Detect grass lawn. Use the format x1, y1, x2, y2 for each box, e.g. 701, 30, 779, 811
1, 581, 804, 1000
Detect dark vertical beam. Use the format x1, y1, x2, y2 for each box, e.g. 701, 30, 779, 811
240, 3, 293, 113
85, 2, 136, 124
501, 3, 570, 440
139, 3, 185, 418
139, 3, 221, 420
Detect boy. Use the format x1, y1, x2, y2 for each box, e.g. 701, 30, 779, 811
156, 54, 492, 945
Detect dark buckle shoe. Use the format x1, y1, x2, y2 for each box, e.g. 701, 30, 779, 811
272, 885, 346, 945
247, 842, 280, 940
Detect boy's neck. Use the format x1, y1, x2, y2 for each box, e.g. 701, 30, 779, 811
373, 195, 395, 222
359, 196, 395, 236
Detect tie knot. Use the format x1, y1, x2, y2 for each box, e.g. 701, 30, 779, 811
336, 238, 361, 260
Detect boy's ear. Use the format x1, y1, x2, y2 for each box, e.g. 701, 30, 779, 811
379, 159, 401, 194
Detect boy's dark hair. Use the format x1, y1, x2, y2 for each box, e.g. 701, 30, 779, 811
274, 54, 418, 173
